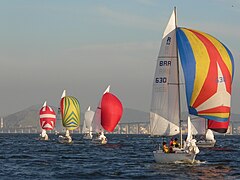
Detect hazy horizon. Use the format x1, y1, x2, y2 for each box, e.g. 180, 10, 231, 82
0, 0, 239, 116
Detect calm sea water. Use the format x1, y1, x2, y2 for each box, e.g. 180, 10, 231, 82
0, 134, 239, 179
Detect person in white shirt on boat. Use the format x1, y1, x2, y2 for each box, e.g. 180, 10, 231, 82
185, 138, 199, 155
99, 132, 107, 144
58, 130, 72, 144
65, 130, 72, 143
39, 129, 48, 141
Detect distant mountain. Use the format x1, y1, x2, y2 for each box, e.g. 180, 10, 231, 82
121, 108, 149, 123
4, 105, 46, 129
3, 105, 239, 129
2, 105, 150, 129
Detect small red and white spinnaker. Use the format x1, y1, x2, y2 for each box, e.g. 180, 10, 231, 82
39, 101, 56, 140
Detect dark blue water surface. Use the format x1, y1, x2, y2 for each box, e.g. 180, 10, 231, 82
0, 134, 239, 179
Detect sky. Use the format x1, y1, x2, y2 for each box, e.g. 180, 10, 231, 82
0, 0, 239, 116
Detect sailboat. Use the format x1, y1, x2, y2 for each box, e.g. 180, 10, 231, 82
58, 90, 81, 144
92, 85, 123, 144
82, 106, 95, 140
54, 107, 65, 135
39, 101, 56, 140
150, 7, 234, 163
190, 117, 216, 148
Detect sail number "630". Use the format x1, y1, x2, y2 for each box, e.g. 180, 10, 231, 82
155, 77, 167, 83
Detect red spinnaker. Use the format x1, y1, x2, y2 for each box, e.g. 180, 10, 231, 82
208, 118, 230, 133
39, 105, 56, 130
101, 93, 123, 132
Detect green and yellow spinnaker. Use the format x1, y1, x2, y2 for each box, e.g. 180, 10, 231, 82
60, 96, 80, 130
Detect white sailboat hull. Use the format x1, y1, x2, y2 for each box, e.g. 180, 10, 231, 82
196, 140, 216, 148
58, 135, 72, 144
91, 138, 107, 145
153, 150, 195, 163
83, 133, 92, 140
91, 134, 107, 144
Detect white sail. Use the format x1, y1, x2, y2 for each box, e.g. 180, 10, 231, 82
186, 116, 192, 141
55, 108, 64, 134
150, 10, 179, 136
55, 90, 67, 134
205, 129, 215, 141
104, 85, 110, 94
92, 86, 110, 133
190, 116, 206, 135
61, 90, 66, 98
82, 106, 95, 133
43, 101, 47, 107
82, 119, 87, 134
85, 107, 95, 129
92, 106, 102, 133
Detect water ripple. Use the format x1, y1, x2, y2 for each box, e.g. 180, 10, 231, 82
0, 134, 239, 179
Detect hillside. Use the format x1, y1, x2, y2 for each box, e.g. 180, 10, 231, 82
3, 105, 239, 129
2, 105, 149, 129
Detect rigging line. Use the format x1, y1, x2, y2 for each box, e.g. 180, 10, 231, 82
158, 56, 178, 58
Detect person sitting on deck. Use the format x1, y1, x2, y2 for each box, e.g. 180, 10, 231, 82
40, 129, 48, 141
170, 138, 174, 147
173, 138, 180, 148
162, 142, 169, 153
99, 132, 107, 144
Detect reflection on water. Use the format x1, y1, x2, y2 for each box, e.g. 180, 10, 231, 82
190, 164, 232, 180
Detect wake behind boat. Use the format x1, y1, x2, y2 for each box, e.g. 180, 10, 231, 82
150, 7, 234, 163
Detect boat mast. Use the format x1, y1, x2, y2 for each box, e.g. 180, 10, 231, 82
205, 118, 207, 136
174, 7, 183, 148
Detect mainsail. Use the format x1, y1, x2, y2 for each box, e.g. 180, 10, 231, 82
82, 106, 95, 134
149, 7, 234, 163
150, 10, 179, 136
177, 28, 234, 133
190, 116, 206, 135
92, 86, 110, 133
39, 101, 56, 130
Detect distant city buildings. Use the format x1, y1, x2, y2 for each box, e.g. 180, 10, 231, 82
0, 117, 3, 128
0, 120, 239, 135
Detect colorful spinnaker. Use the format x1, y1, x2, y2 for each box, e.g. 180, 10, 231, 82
92, 85, 123, 144
177, 28, 234, 133
208, 119, 230, 133
60, 91, 80, 131
39, 101, 56, 130
101, 92, 123, 132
